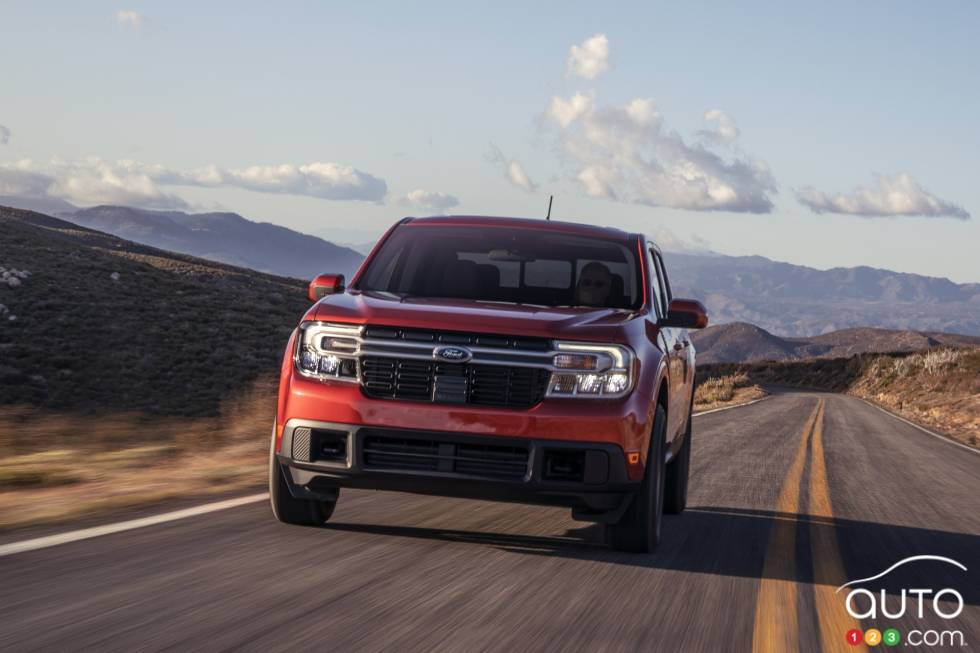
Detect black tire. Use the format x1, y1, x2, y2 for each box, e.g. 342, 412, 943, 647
608, 404, 667, 553
269, 443, 336, 527
664, 396, 693, 515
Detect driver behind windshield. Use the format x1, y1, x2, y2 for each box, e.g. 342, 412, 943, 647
575, 262, 612, 307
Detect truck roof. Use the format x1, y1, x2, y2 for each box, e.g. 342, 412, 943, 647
403, 215, 639, 242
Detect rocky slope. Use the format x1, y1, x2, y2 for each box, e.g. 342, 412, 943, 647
0, 206, 309, 416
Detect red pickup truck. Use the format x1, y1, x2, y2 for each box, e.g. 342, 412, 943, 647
270, 216, 707, 552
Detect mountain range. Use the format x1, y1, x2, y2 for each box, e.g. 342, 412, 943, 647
37, 202, 364, 280
0, 198, 976, 337
663, 252, 980, 336
689, 321, 980, 364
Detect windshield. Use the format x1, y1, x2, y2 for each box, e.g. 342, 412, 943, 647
357, 225, 641, 309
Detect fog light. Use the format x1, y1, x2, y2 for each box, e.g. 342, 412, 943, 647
299, 349, 318, 372
319, 355, 341, 374
577, 374, 603, 394
604, 373, 629, 394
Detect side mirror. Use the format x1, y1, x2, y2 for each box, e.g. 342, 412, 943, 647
661, 298, 708, 329
308, 273, 345, 302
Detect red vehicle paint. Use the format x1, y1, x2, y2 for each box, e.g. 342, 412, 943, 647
270, 216, 707, 552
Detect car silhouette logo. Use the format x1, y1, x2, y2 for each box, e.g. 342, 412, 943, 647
433, 346, 472, 363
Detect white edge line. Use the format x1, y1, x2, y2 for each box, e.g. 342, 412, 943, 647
0, 492, 268, 558
857, 397, 980, 456
693, 395, 769, 417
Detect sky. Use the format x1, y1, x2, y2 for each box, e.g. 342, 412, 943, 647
1, 1, 979, 282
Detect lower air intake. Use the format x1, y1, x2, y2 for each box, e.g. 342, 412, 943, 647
361, 430, 529, 480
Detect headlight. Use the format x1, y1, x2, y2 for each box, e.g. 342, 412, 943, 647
294, 322, 362, 383
546, 342, 634, 398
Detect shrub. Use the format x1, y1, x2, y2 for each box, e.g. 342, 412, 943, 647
695, 374, 746, 404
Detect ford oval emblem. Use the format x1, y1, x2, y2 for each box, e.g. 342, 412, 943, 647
433, 345, 472, 363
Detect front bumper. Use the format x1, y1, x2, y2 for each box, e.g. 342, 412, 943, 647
277, 419, 639, 516
279, 376, 653, 476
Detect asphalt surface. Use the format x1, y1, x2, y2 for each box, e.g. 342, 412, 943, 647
1, 390, 978, 652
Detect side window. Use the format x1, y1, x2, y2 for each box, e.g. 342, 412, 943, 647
650, 250, 670, 316
646, 248, 666, 318
654, 252, 672, 303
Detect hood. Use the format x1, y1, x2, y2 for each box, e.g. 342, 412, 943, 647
312, 291, 645, 342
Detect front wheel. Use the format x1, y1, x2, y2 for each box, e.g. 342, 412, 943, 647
269, 442, 336, 527
664, 397, 693, 515
608, 404, 667, 553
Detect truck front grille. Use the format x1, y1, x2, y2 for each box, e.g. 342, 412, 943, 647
361, 431, 529, 480
360, 356, 549, 408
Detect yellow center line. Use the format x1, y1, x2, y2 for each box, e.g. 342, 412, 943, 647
809, 400, 868, 652
751, 400, 820, 653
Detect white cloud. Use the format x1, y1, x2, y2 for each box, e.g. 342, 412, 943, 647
486, 144, 537, 193
400, 189, 460, 213
0, 158, 188, 209
544, 91, 776, 213
566, 34, 611, 80
544, 35, 774, 213
576, 166, 619, 200
0, 165, 52, 197
506, 161, 536, 193
796, 173, 970, 219
0, 157, 388, 209
699, 109, 740, 145
646, 225, 713, 254
115, 10, 145, 29
546, 92, 594, 128
160, 161, 388, 201
0, 125, 9, 145
624, 99, 660, 127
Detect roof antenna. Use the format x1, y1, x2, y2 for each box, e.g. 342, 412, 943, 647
546, 195, 553, 220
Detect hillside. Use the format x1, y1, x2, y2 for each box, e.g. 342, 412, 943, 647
697, 347, 980, 449
691, 321, 980, 364
0, 206, 309, 416
63, 205, 364, 281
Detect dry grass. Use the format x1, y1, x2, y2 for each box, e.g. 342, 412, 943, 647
694, 372, 766, 411
695, 372, 749, 404
848, 347, 980, 448
0, 378, 276, 530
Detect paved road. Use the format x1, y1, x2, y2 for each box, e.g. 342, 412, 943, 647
1, 391, 978, 652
